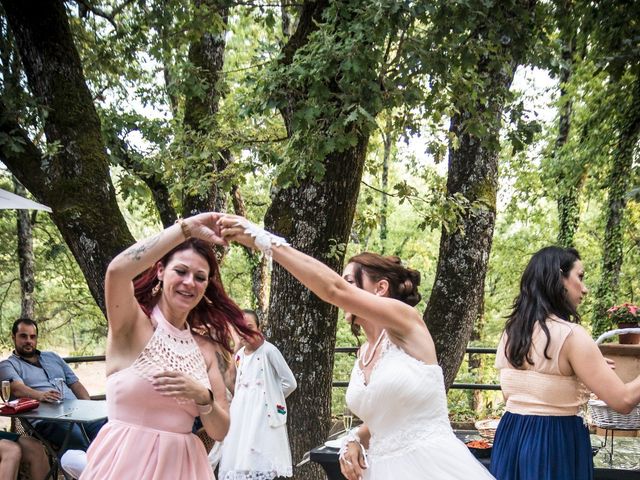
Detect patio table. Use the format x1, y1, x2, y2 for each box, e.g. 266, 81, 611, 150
1, 399, 107, 480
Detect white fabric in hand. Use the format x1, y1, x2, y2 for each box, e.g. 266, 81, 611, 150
233, 218, 289, 257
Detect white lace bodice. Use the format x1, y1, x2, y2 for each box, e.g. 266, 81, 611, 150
346, 334, 453, 460
132, 306, 211, 399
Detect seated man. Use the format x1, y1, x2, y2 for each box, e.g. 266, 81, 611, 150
0, 318, 106, 454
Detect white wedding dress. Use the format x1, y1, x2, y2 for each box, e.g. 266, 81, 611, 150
345, 332, 495, 479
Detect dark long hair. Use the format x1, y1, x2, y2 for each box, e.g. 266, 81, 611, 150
504, 246, 582, 368
133, 238, 259, 353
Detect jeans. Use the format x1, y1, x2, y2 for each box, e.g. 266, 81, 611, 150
34, 418, 106, 453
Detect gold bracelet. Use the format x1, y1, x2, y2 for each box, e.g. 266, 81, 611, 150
176, 217, 191, 239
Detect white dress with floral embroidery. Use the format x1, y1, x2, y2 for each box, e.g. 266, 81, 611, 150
219, 342, 296, 480
346, 332, 495, 480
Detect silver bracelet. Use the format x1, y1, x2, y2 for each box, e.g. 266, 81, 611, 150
197, 402, 213, 415
338, 427, 368, 467
196, 388, 214, 415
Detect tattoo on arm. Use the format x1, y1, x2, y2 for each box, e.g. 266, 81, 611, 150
216, 351, 230, 377
124, 232, 163, 261
216, 351, 236, 391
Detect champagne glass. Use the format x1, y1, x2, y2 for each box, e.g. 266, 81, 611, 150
0, 380, 10, 405
342, 407, 353, 433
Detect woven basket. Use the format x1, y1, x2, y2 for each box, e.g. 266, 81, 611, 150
474, 418, 500, 442
588, 328, 640, 430
588, 399, 640, 430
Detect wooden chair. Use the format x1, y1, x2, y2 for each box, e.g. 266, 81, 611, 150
195, 427, 214, 453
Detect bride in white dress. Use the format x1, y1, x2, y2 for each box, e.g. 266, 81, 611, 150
218, 215, 494, 480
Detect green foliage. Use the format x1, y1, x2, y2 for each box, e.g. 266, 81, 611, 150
1, 0, 639, 425
0, 173, 106, 353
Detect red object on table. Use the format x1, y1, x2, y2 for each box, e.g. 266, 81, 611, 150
0, 398, 40, 414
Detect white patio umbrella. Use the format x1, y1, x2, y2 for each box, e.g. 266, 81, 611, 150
0, 187, 52, 212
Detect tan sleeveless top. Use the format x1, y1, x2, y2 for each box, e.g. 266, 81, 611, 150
495, 316, 589, 416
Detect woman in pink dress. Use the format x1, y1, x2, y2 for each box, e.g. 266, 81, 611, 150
80, 213, 255, 479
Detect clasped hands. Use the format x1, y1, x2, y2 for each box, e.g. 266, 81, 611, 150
184, 212, 284, 254
339, 439, 368, 480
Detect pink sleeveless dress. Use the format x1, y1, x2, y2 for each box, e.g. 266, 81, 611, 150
80, 307, 214, 479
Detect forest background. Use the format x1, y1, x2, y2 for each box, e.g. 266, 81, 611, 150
0, 1, 638, 478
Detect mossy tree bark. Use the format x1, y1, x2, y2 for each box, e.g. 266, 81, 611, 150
262, 1, 377, 477
14, 178, 35, 319
424, 0, 538, 389
230, 184, 269, 322
592, 76, 640, 337
265, 139, 368, 479
181, 0, 230, 217
554, 0, 582, 248
0, 0, 133, 314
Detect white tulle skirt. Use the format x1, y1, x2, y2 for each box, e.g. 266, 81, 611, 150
364, 431, 494, 480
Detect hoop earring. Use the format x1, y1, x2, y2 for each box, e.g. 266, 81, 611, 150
152, 281, 163, 297
203, 295, 213, 305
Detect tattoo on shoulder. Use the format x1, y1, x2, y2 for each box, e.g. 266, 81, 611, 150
216, 351, 230, 376
124, 233, 163, 261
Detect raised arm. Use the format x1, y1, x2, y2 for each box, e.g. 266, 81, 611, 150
218, 215, 421, 337
105, 213, 225, 336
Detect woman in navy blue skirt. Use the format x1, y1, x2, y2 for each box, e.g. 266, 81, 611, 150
490, 246, 640, 480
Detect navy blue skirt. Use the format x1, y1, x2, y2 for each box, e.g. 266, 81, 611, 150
490, 412, 593, 480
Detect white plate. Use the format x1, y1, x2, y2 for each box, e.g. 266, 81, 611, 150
324, 438, 343, 449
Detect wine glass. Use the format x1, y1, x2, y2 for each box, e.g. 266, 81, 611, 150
342, 407, 353, 433
0, 380, 10, 405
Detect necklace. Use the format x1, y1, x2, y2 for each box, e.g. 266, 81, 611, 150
361, 329, 386, 367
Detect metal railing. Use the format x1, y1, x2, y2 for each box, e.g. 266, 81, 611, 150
333, 346, 500, 390
63, 355, 107, 400
63, 355, 105, 364
63, 347, 501, 393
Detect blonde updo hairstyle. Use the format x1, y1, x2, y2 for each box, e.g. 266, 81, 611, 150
347, 252, 422, 336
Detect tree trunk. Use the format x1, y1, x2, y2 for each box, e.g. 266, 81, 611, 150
555, 0, 582, 248
14, 178, 35, 319
0, 0, 134, 315
592, 76, 640, 337
468, 301, 485, 413
425, 109, 501, 389
182, 0, 230, 217
424, 0, 537, 389
379, 117, 393, 254
265, 139, 368, 479
260, 2, 376, 477
231, 184, 269, 323
107, 135, 177, 228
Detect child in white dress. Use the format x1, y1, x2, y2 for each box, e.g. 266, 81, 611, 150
219, 310, 297, 480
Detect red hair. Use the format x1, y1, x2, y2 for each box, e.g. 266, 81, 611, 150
133, 239, 260, 352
